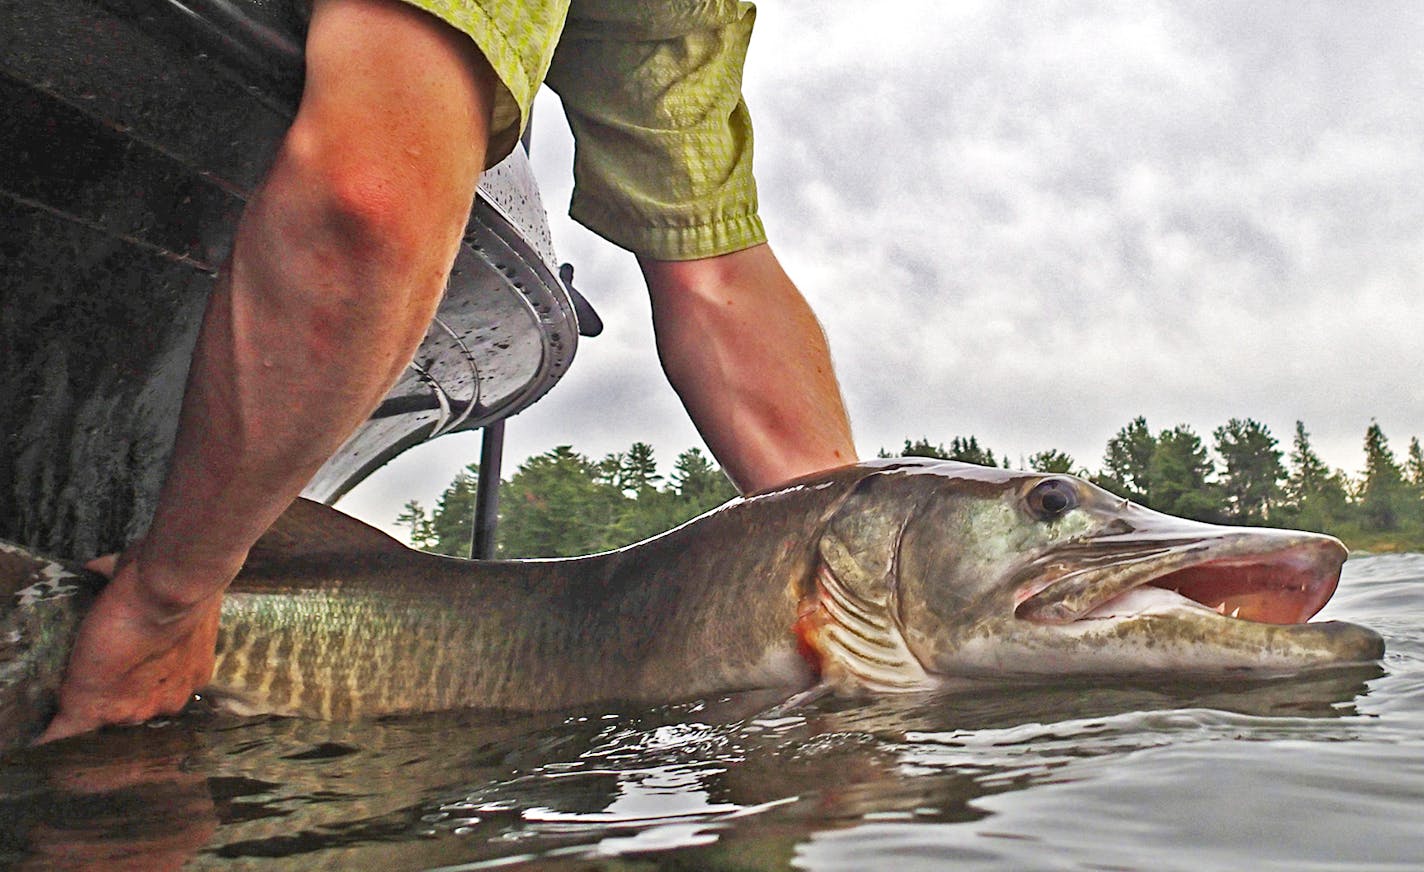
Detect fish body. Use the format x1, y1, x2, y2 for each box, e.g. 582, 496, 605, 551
0, 460, 1384, 751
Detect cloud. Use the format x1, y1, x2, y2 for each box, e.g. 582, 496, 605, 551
742, 1, 1424, 465
339, 1, 1424, 534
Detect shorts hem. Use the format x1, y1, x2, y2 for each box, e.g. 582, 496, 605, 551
572, 200, 768, 260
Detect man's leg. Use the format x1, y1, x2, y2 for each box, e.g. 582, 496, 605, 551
41, 0, 496, 741
639, 244, 857, 494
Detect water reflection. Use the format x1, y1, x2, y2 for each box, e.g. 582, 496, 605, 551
0, 729, 215, 871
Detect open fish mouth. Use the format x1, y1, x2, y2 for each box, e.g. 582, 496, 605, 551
1013, 529, 1350, 628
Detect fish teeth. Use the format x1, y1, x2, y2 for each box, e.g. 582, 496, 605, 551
1216, 603, 1227, 614
1230, 606, 1241, 619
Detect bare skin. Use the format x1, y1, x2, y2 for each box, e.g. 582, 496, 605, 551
641, 247, 857, 493
39, 0, 857, 742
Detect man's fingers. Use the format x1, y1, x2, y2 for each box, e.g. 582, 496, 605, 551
85, 553, 120, 579
35, 688, 196, 746
34, 712, 103, 745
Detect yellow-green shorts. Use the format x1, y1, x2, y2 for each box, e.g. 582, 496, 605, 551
397, 0, 767, 260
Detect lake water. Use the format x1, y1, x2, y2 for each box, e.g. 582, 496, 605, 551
1, 554, 1421, 870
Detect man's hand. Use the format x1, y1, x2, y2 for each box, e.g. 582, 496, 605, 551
36, 552, 225, 744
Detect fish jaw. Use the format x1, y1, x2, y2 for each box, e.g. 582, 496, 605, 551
953, 585, 1385, 675
956, 526, 1384, 676
1013, 523, 1349, 626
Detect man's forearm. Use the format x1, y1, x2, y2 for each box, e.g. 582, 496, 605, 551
134, 182, 456, 607
130, 0, 496, 609
640, 244, 857, 494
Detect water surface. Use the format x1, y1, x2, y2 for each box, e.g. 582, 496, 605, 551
1, 554, 1420, 870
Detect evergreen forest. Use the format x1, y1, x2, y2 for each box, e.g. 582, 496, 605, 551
397, 419, 1424, 558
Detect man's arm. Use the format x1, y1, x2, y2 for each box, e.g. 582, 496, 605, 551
639, 244, 857, 494
38, 0, 497, 742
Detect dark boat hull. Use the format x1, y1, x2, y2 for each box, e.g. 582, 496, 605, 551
0, 0, 580, 555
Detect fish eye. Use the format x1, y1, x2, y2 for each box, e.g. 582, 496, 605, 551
1026, 479, 1079, 521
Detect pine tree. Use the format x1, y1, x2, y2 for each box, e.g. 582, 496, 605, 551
1404, 436, 1424, 530
610, 447, 739, 543
622, 441, 662, 494
394, 464, 482, 556
1213, 418, 1285, 524
1148, 424, 1218, 521
500, 446, 627, 556
1097, 417, 1155, 503
597, 442, 663, 496
1282, 421, 1349, 533
947, 436, 997, 466
878, 436, 999, 465
1028, 449, 1076, 474
669, 448, 737, 506
395, 500, 437, 551
1406, 437, 1424, 494
890, 437, 951, 459
1359, 421, 1407, 531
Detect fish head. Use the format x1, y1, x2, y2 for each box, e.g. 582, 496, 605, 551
803, 459, 1383, 690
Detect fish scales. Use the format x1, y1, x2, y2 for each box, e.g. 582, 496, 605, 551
209, 480, 828, 718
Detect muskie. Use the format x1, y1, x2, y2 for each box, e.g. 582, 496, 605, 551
0, 460, 1384, 750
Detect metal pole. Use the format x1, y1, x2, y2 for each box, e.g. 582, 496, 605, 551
471, 419, 504, 558
470, 116, 535, 559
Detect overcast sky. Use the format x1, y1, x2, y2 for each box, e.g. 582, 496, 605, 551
340, 1, 1424, 535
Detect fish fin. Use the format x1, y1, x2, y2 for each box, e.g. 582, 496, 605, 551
811, 473, 938, 692
761, 683, 835, 718
247, 498, 409, 567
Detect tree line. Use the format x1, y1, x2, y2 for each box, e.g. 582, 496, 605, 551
886, 418, 1424, 550
399, 419, 1424, 557
397, 443, 738, 558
